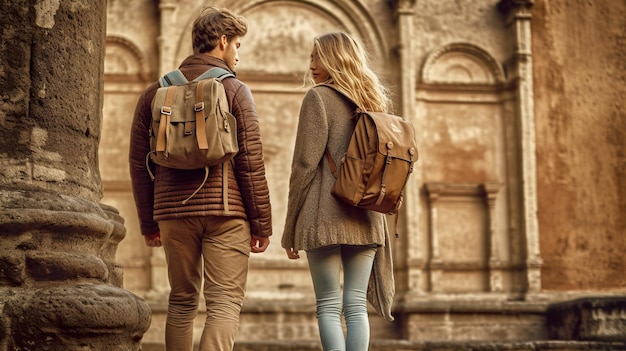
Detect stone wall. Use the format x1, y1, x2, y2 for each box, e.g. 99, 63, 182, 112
99, 0, 626, 346
532, 0, 626, 290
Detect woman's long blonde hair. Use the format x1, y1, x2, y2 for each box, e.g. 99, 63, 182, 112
304, 32, 392, 113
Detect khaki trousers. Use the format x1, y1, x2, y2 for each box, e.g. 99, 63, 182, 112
159, 216, 251, 351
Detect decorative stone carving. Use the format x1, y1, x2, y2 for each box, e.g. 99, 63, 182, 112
421, 43, 506, 85
105, 36, 151, 81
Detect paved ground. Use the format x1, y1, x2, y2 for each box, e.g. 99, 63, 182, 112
140, 340, 626, 351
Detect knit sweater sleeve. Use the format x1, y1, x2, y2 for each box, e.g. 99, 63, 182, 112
281, 89, 328, 249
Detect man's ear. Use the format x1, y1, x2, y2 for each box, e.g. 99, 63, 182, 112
219, 35, 229, 49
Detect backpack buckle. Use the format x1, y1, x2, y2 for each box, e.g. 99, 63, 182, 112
160, 106, 172, 115
194, 102, 205, 112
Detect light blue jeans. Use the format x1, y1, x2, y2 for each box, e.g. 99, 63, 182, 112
306, 244, 377, 351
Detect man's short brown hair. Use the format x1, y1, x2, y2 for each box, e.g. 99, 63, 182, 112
192, 7, 247, 54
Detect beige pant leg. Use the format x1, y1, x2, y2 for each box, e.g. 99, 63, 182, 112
160, 218, 204, 351
198, 216, 251, 351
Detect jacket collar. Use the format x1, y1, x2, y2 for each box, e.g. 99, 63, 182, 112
179, 54, 236, 76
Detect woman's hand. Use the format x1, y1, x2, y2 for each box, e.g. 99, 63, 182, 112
285, 247, 300, 259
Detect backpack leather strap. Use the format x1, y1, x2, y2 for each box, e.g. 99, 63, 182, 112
156, 86, 177, 153
195, 80, 209, 150
325, 149, 338, 178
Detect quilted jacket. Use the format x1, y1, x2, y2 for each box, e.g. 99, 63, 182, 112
129, 54, 272, 238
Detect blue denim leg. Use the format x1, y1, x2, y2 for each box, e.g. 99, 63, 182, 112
307, 245, 344, 351
306, 245, 377, 351
342, 245, 376, 351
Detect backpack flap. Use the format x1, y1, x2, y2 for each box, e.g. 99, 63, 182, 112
367, 111, 418, 164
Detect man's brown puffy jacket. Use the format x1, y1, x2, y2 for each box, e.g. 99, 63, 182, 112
129, 54, 272, 238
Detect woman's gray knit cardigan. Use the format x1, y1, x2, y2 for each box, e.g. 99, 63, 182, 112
281, 85, 395, 321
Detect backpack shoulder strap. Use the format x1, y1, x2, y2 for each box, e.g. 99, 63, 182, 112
158, 69, 188, 87
320, 83, 357, 178
193, 67, 235, 82
325, 150, 339, 178
158, 67, 235, 87
317, 84, 357, 106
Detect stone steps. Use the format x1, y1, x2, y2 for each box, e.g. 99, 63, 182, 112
141, 340, 626, 351
140, 295, 626, 350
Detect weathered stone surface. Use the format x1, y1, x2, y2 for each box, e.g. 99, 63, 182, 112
25, 251, 109, 281
0, 0, 151, 349
0, 191, 152, 350
533, 0, 626, 290
548, 297, 626, 341
3, 284, 150, 351
0, 254, 25, 286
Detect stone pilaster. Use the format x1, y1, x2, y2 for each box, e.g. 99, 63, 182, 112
388, 0, 423, 300
158, 0, 180, 74
0, 1, 150, 350
497, 0, 543, 293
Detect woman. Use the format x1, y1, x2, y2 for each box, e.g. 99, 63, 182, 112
282, 32, 395, 351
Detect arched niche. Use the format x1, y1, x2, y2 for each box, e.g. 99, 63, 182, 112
104, 35, 151, 82
172, 0, 389, 77
415, 42, 518, 297
421, 42, 505, 85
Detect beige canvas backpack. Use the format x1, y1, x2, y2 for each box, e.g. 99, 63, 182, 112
147, 68, 238, 205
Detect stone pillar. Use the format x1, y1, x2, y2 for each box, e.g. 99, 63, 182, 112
158, 0, 180, 74
497, 0, 543, 293
389, 0, 423, 299
0, 1, 150, 350
142, 0, 182, 303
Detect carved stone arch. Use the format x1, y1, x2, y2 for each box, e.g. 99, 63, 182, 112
105, 35, 151, 81
421, 42, 505, 85
172, 0, 389, 73
230, 0, 388, 59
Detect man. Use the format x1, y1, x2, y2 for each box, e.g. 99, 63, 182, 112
128, 6, 272, 351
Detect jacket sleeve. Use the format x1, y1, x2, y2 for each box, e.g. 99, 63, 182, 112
281, 89, 329, 249
229, 82, 273, 238
128, 84, 160, 236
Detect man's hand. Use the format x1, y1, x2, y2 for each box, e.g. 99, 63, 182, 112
144, 232, 162, 247
285, 247, 300, 259
250, 235, 270, 253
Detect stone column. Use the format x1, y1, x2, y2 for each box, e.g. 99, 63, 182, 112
497, 0, 543, 293
389, 0, 426, 297
158, 0, 180, 74
0, 1, 150, 350
142, 0, 182, 302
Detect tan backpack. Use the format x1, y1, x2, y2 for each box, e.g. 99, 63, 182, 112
147, 67, 238, 205
324, 86, 418, 216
